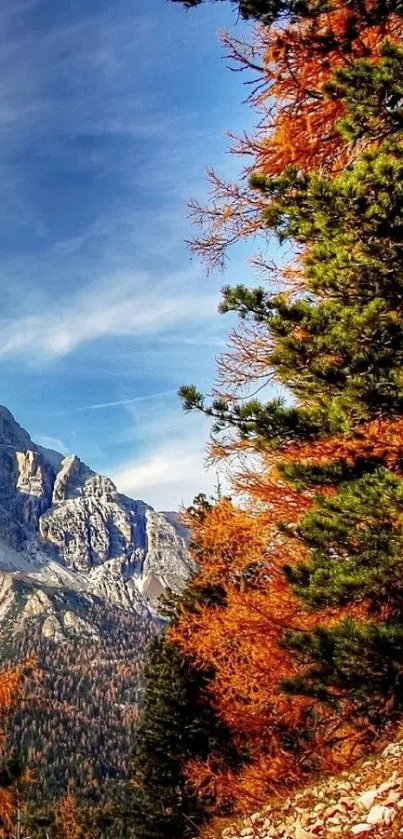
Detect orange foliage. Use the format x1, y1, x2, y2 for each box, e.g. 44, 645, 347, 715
231, 467, 325, 518
255, 8, 403, 176
279, 417, 403, 473
189, 6, 403, 268
171, 501, 308, 805
210, 415, 403, 502
0, 667, 22, 718
171, 498, 369, 809
55, 792, 82, 839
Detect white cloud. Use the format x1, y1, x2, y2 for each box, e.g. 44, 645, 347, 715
112, 436, 221, 511
60, 389, 177, 414
0, 272, 218, 362
110, 399, 229, 510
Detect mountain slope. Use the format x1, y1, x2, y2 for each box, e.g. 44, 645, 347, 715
0, 405, 192, 805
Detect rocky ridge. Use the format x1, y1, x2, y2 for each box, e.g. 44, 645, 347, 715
217, 738, 403, 839
0, 405, 192, 642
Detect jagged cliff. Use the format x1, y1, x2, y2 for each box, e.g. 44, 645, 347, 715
0, 404, 192, 639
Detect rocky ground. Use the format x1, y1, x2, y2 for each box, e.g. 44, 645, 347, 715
213, 736, 403, 839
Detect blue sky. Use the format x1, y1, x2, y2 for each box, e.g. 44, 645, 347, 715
0, 0, 257, 510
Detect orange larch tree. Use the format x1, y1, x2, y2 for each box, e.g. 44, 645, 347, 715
171, 476, 376, 808
55, 793, 82, 839
187, 3, 403, 268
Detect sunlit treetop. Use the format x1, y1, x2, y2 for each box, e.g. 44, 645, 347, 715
169, 0, 403, 26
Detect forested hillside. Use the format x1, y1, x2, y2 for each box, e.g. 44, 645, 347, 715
6, 600, 153, 803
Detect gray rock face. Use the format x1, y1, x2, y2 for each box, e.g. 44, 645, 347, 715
0, 405, 193, 641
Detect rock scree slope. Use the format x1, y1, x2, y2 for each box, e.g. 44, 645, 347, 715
215, 736, 403, 839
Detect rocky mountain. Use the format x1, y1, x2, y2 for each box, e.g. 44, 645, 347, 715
0, 405, 192, 639
0, 405, 193, 805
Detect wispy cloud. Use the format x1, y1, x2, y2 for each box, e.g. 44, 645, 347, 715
59, 389, 176, 414
112, 435, 219, 511
110, 400, 229, 509
0, 8, 163, 147
0, 272, 218, 362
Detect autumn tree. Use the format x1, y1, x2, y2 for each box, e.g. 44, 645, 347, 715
179, 53, 403, 713
169, 496, 327, 807
165, 0, 403, 813
173, 2, 403, 269
55, 793, 82, 839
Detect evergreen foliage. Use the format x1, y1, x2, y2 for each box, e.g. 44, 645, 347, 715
282, 620, 403, 713
131, 635, 241, 839
279, 468, 403, 715
169, 0, 306, 25
182, 134, 403, 442
286, 469, 403, 610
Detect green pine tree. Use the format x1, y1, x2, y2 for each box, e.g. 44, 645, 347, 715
280, 469, 403, 716
131, 635, 241, 839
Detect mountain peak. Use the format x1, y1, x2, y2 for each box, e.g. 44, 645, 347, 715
0, 404, 33, 450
